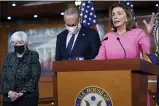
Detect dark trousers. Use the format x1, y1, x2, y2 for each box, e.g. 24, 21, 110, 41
3, 96, 39, 106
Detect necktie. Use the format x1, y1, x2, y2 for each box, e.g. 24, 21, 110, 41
67, 34, 75, 56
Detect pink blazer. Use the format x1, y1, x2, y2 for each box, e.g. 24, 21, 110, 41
95, 28, 151, 60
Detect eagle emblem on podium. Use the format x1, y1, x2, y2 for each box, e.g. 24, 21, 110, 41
75, 86, 113, 106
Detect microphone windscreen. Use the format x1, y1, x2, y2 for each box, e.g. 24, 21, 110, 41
117, 37, 120, 40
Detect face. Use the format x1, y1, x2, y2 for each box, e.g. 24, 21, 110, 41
112, 7, 127, 28
13, 41, 26, 54
14, 41, 25, 46
64, 14, 79, 27
64, 14, 80, 34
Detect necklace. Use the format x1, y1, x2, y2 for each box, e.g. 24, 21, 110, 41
117, 31, 127, 36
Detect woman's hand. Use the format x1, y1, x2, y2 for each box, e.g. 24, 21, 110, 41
9, 91, 23, 101
143, 12, 157, 34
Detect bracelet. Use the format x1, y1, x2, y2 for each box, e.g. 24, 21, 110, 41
8, 91, 12, 98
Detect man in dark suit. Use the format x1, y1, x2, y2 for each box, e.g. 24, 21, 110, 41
55, 8, 101, 61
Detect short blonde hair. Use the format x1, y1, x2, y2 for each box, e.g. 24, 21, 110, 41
10, 31, 29, 44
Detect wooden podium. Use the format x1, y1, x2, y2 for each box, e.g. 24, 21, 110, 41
53, 59, 159, 106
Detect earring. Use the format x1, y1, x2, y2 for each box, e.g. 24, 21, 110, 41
111, 28, 115, 31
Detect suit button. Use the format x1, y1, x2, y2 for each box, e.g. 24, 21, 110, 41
18, 70, 20, 72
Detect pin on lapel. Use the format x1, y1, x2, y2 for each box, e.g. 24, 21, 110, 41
82, 34, 85, 36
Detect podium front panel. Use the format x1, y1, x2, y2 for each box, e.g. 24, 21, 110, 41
57, 70, 132, 106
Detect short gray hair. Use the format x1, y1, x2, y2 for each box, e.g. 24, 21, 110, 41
64, 8, 79, 17
10, 31, 29, 44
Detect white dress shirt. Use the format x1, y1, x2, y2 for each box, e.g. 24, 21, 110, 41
66, 26, 81, 50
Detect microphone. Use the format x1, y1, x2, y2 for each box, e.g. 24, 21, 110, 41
100, 37, 108, 59
117, 37, 126, 59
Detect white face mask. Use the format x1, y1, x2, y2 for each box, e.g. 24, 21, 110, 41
66, 23, 81, 34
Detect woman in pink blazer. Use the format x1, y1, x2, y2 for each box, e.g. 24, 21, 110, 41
95, 3, 153, 60
95, 3, 157, 106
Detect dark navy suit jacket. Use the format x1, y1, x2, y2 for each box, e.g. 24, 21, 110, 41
55, 25, 101, 61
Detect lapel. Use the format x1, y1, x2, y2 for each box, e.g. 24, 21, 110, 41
11, 49, 30, 73
61, 30, 69, 55
12, 52, 20, 69
71, 26, 86, 55
7, 52, 19, 88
